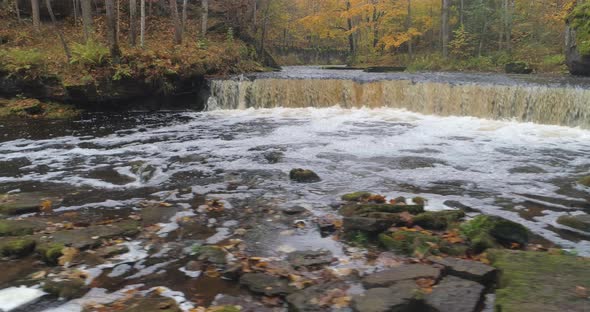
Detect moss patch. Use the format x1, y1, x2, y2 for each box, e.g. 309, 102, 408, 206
0, 237, 36, 257
341, 192, 373, 202
460, 215, 529, 252
36, 242, 65, 265
490, 250, 590, 312
578, 176, 590, 187
0, 98, 80, 119
413, 210, 465, 230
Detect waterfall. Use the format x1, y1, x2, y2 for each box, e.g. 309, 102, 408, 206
207, 75, 590, 129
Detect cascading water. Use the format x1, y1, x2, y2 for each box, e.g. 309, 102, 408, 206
208, 66, 590, 128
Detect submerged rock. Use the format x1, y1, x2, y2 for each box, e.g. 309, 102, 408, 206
578, 176, 590, 187
42, 220, 140, 250
263, 151, 284, 164
443, 200, 481, 213
289, 169, 321, 183
362, 264, 441, 288
343, 216, 396, 233
557, 214, 590, 232
281, 205, 308, 215
240, 273, 296, 296
193, 245, 228, 264
424, 276, 485, 312
353, 280, 420, 312
287, 249, 335, 269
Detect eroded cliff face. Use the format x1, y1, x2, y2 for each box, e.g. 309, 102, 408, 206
565, 24, 590, 76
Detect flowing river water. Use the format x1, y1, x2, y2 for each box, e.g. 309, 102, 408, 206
1, 67, 590, 311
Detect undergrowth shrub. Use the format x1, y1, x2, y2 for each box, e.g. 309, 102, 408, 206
0, 48, 45, 74
70, 40, 109, 67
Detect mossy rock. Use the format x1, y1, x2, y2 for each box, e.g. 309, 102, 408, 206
0, 219, 44, 236
557, 214, 590, 232
412, 197, 427, 206
43, 278, 89, 299
413, 210, 466, 230
341, 192, 373, 202
193, 245, 227, 264
36, 242, 65, 265
505, 61, 533, 74
461, 215, 529, 251
340, 203, 425, 218
289, 168, 321, 183
578, 176, 590, 187
379, 231, 443, 257
490, 249, 590, 312
0, 237, 36, 258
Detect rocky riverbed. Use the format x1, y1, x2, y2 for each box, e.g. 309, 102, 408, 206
0, 108, 589, 311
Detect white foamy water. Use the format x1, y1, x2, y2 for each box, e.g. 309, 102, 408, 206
0, 107, 589, 254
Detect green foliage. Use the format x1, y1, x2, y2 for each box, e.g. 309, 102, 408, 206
112, 64, 132, 81
226, 27, 234, 44
70, 40, 109, 67
0, 48, 45, 74
460, 215, 493, 238
449, 25, 474, 59
569, 2, 590, 56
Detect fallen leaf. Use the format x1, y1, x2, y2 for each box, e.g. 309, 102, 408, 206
40, 200, 53, 213
58, 247, 80, 266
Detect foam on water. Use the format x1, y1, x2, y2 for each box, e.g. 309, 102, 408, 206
0, 107, 589, 255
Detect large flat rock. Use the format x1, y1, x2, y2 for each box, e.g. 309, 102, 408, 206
362, 264, 441, 288
425, 276, 485, 312
428, 257, 496, 284
353, 280, 419, 312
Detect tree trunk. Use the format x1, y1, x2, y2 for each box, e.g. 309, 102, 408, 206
45, 0, 71, 62
81, 0, 93, 41
140, 0, 145, 47
441, 0, 450, 58
201, 0, 208, 36
31, 0, 40, 30
72, 0, 78, 25
182, 0, 187, 30
105, 0, 121, 61
170, 0, 182, 44
15, 0, 21, 23
407, 0, 413, 58
116, 0, 120, 42
346, 0, 355, 56
130, 0, 137, 46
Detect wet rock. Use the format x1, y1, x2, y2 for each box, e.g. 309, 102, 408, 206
557, 214, 590, 232
505, 61, 533, 74
86, 167, 135, 185
0, 237, 36, 258
489, 218, 529, 246
221, 263, 242, 281
425, 276, 484, 312
343, 216, 395, 233
109, 294, 182, 312
96, 244, 130, 258
42, 220, 140, 250
35, 243, 65, 265
287, 249, 335, 269
0, 192, 61, 216
413, 210, 466, 230
141, 204, 179, 226
240, 273, 296, 296
353, 280, 420, 312
362, 264, 441, 288
282, 205, 308, 215
578, 176, 590, 187
428, 257, 496, 284
193, 245, 227, 264
130, 161, 157, 183
289, 169, 321, 183
43, 277, 89, 299
263, 151, 284, 164
341, 192, 373, 202
443, 200, 480, 213
340, 203, 424, 217
286, 281, 347, 312
0, 219, 45, 236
